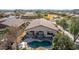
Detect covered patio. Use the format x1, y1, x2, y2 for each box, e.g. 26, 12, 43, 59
21, 31, 54, 48
22, 30, 54, 43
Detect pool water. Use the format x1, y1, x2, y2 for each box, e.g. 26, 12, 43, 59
28, 41, 52, 48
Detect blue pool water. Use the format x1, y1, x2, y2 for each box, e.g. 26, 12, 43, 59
28, 41, 52, 48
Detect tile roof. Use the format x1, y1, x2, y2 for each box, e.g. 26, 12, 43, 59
0, 18, 7, 22
1, 17, 25, 27
26, 18, 58, 31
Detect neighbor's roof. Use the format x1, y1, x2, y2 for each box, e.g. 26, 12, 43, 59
23, 12, 37, 16
0, 18, 8, 24
0, 18, 7, 22
26, 18, 59, 31
1, 17, 25, 27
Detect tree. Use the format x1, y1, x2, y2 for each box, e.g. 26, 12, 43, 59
0, 27, 10, 40
69, 17, 79, 42
56, 19, 68, 30
0, 12, 5, 18
52, 32, 76, 50
37, 13, 43, 18
14, 10, 21, 16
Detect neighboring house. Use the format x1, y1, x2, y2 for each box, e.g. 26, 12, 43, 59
1, 17, 26, 37
1, 17, 24, 27
21, 12, 38, 19
4, 12, 15, 16
0, 18, 9, 39
47, 12, 65, 20
2, 17, 24, 33
23, 12, 37, 16
22, 18, 59, 43
47, 13, 58, 20
0, 18, 7, 23
0, 18, 7, 28
0, 17, 26, 49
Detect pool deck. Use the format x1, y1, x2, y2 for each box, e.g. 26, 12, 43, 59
23, 38, 52, 43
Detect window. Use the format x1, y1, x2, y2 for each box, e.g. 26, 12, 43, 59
36, 31, 44, 38
26, 31, 34, 38
47, 31, 55, 36
29, 31, 34, 35
26, 31, 34, 35
36, 31, 44, 35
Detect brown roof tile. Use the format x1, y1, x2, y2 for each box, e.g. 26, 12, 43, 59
26, 18, 58, 31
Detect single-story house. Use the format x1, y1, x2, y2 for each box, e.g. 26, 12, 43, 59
21, 12, 38, 19
22, 18, 59, 43
1, 17, 24, 27
0, 17, 26, 49
1, 17, 27, 38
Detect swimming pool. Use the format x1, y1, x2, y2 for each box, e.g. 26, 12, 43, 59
28, 41, 52, 48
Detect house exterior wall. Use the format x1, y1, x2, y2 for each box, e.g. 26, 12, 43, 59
26, 25, 57, 37
48, 14, 58, 20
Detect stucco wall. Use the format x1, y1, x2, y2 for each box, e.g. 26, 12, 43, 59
26, 25, 57, 37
